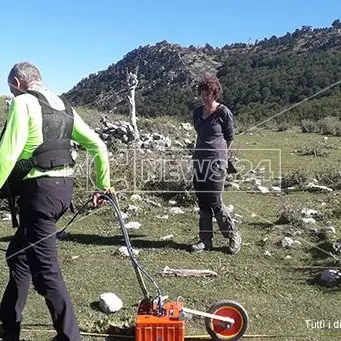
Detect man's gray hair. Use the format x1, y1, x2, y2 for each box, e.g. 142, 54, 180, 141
8, 62, 42, 87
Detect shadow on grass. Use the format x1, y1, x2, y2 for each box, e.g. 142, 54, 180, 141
90, 301, 103, 313
105, 324, 135, 340
23, 323, 54, 328
0, 236, 12, 242
213, 246, 233, 254
247, 222, 275, 229
307, 272, 341, 292
308, 240, 336, 260
65, 233, 190, 251
287, 265, 341, 292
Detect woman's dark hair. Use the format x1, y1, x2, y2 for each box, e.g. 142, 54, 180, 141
197, 75, 222, 100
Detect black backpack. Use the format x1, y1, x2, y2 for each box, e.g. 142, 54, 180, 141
0, 90, 75, 199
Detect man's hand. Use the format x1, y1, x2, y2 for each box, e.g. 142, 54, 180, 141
92, 190, 111, 208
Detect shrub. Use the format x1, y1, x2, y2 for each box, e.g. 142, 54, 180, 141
276, 203, 301, 225
301, 119, 317, 133
315, 167, 341, 190
316, 116, 341, 136
277, 122, 291, 132
301, 117, 341, 136
280, 169, 309, 189
296, 143, 330, 157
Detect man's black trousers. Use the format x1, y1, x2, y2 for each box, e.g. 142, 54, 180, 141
0, 177, 81, 341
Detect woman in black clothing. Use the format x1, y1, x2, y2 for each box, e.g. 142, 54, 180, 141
190, 75, 241, 253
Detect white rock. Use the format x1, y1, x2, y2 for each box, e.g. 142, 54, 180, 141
121, 212, 129, 220
71, 150, 78, 160
301, 208, 319, 218
230, 183, 240, 190
263, 250, 272, 257
118, 246, 139, 257
156, 214, 169, 220
281, 237, 296, 248
315, 226, 336, 235
257, 185, 269, 194
320, 202, 327, 207
144, 198, 161, 207
152, 132, 162, 140
333, 240, 341, 254
173, 140, 184, 147
306, 183, 333, 192
252, 178, 262, 186
160, 234, 173, 241
168, 200, 177, 205
181, 123, 193, 131
169, 207, 184, 214
285, 255, 292, 259
130, 194, 142, 202
271, 186, 281, 192
106, 122, 119, 130
125, 221, 141, 230
251, 213, 257, 218
1, 213, 11, 221
127, 205, 139, 212
226, 205, 234, 214
193, 207, 200, 213
101, 133, 110, 140
301, 217, 316, 224
99, 293, 123, 314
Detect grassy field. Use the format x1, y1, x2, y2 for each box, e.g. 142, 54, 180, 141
1, 116, 341, 340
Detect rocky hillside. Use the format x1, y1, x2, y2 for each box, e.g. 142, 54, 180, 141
64, 21, 341, 122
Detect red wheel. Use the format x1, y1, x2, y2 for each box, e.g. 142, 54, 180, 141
205, 300, 248, 341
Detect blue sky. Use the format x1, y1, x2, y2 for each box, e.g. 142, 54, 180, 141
1, 0, 340, 95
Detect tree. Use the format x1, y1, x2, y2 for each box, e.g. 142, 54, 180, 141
261, 87, 271, 102
332, 19, 341, 28
126, 67, 139, 139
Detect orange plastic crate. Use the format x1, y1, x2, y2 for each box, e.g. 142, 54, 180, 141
135, 302, 185, 341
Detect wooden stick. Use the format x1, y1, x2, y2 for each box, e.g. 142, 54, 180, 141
159, 266, 217, 277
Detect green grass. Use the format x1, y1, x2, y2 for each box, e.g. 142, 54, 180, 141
1, 127, 341, 340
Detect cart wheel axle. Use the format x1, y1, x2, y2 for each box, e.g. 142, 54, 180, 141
205, 300, 249, 341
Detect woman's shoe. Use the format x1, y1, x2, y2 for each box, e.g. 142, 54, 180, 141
227, 231, 242, 254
